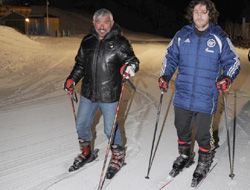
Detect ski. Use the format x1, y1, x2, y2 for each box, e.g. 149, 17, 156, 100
159, 153, 195, 190
159, 160, 195, 189
106, 162, 127, 179
69, 148, 99, 172
43, 149, 99, 190
159, 175, 174, 190
190, 161, 218, 189
96, 162, 126, 190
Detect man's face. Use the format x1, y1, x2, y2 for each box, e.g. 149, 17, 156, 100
93, 15, 113, 39
193, 4, 210, 31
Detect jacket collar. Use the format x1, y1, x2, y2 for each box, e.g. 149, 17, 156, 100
191, 23, 215, 37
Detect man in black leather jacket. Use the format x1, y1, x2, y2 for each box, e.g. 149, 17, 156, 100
64, 8, 139, 178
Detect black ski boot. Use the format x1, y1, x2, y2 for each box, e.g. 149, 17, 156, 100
106, 145, 125, 179
191, 151, 213, 187
169, 144, 195, 177
69, 140, 92, 172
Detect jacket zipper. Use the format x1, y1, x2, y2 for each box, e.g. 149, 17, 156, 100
93, 40, 102, 101
190, 37, 200, 109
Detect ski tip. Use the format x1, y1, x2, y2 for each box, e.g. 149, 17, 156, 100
158, 176, 174, 190
93, 148, 100, 153
188, 187, 196, 190
145, 176, 150, 179
91, 148, 100, 158
68, 165, 76, 172
166, 175, 173, 181
68, 149, 100, 172
191, 178, 198, 188
106, 172, 115, 179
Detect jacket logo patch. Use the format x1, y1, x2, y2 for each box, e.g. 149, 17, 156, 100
184, 38, 190, 43
108, 42, 114, 49
206, 39, 216, 53
205, 47, 214, 53
207, 39, 216, 47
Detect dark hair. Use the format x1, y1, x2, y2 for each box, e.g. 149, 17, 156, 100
185, 0, 219, 24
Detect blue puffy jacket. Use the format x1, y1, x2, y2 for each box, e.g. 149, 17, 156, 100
161, 23, 240, 114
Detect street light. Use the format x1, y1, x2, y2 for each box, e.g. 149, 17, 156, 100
46, 0, 49, 34
25, 18, 30, 35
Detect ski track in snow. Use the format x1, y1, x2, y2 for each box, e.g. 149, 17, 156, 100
0, 73, 156, 190
44, 75, 158, 190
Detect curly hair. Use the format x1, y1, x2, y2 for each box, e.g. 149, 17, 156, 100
185, 0, 219, 24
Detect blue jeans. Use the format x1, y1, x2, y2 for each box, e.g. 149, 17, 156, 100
76, 96, 122, 146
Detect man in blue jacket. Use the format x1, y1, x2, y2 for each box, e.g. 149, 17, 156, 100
159, 0, 240, 186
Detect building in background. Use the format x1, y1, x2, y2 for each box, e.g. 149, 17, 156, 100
0, 5, 31, 17
242, 17, 250, 40
0, 5, 60, 36
0, 12, 26, 33
224, 17, 250, 47
28, 14, 59, 36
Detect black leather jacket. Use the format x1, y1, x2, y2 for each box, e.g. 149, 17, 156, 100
68, 24, 139, 102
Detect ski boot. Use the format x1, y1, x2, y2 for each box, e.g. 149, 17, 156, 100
69, 140, 93, 172
191, 150, 213, 187
106, 145, 125, 179
169, 144, 195, 177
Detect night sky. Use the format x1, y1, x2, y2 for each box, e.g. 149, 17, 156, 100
3, 0, 249, 19
2, 0, 250, 37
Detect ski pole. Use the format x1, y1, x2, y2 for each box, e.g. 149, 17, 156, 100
123, 88, 136, 123
145, 90, 165, 179
229, 91, 237, 179
123, 79, 136, 122
97, 79, 127, 190
127, 79, 136, 91
148, 88, 174, 175
67, 85, 78, 123
222, 91, 233, 179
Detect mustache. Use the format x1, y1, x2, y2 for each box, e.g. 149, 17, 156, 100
97, 29, 106, 32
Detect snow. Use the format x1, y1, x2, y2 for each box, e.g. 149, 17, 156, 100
0, 24, 250, 190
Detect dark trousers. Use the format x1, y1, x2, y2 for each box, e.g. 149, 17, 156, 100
174, 106, 213, 150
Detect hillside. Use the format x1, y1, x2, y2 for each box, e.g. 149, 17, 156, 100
0, 25, 81, 108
